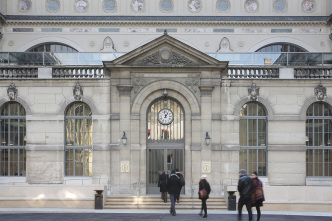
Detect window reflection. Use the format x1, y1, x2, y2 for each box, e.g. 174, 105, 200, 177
239, 102, 267, 176
27, 43, 78, 53
0, 102, 26, 176
306, 102, 332, 177
65, 102, 92, 176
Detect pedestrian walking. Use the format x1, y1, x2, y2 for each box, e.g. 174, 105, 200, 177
238, 169, 253, 221
198, 174, 211, 218
158, 170, 168, 203
251, 171, 265, 221
167, 169, 182, 216
175, 168, 185, 203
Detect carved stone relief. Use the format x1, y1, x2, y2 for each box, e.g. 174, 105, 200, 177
217, 37, 232, 52
7, 84, 18, 101
73, 83, 83, 100
314, 84, 326, 101
132, 75, 147, 94
136, 49, 198, 67
185, 74, 200, 94
248, 83, 259, 101
101, 36, 116, 52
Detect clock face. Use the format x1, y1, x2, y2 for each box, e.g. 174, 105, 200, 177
158, 109, 174, 125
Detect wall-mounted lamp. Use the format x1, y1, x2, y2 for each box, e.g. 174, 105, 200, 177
121, 131, 127, 145
305, 136, 309, 142
163, 89, 168, 106
205, 132, 211, 146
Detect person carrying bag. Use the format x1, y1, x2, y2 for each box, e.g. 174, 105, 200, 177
198, 174, 211, 218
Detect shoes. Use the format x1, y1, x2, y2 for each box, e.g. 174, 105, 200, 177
172, 212, 176, 216
199, 211, 203, 216
203, 214, 207, 218
177, 200, 179, 203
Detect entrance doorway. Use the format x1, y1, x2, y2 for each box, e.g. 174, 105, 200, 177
146, 96, 185, 194
147, 148, 184, 194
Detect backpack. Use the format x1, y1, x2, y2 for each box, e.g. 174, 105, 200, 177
179, 174, 185, 186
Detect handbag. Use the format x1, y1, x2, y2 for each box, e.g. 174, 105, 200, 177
199, 189, 207, 199
199, 181, 207, 199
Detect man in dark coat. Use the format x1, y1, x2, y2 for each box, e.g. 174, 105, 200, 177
175, 168, 184, 203
158, 170, 168, 203
167, 169, 182, 216
238, 169, 253, 221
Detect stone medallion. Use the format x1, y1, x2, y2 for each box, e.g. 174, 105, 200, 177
216, 0, 230, 12
188, 0, 201, 13
74, 0, 89, 13
273, 0, 287, 13
244, 0, 258, 13
131, 0, 144, 12
160, 0, 173, 13
103, 0, 117, 13
302, 0, 316, 13
18, 0, 32, 12
46, 0, 60, 13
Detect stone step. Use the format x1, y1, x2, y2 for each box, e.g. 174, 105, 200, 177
104, 196, 227, 210
104, 205, 228, 210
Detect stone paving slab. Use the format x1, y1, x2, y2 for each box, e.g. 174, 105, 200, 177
1, 213, 332, 221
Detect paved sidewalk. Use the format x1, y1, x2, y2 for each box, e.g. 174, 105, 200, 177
1, 209, 332, 220
1, 212, 332, 221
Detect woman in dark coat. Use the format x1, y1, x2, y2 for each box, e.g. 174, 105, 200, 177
198, 174, 211, 218
251, 171, 265, 221
158, 171, 168, 203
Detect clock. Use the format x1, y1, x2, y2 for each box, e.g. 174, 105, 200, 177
158, 108, 174, 125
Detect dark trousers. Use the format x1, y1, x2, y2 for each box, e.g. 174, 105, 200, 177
255, 205, 261, 221
170, 194, 176, 214
238, 195, 252, 221
200, 198, 207, 215
176, 187, 182, 201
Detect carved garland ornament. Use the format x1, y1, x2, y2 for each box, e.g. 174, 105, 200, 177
132, 75, 147, 94
314, 83, 326, 101
248, 83, 259, 101
73, 83, 83, 100
136, 49, 197, 67
185, 74, 200, 94
7, 84, 18, 101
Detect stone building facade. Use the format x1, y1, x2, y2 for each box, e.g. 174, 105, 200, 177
0, 0, 332, 211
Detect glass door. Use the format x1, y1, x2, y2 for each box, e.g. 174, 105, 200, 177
147, 148, 184, 194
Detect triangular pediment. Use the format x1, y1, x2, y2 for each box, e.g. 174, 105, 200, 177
104, 34, 227, 68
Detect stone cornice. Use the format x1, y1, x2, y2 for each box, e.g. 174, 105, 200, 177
3, 15, 328, 26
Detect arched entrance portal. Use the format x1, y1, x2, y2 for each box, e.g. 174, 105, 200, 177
146, 97, 185, 194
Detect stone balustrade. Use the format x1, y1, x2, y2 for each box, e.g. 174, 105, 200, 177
294, 67, 332, 79
2, 66, 332, 80
52, 67, 104, 79
0, 67, 38, 79
227, 66, 279, 79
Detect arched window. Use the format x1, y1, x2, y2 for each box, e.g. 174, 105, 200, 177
27, 43, 78, 52
239, 102, 267, 176
0, 102, 26, 176
65, 102, 92, 176
306, 102, 332, 177
256, 43, 307, 52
